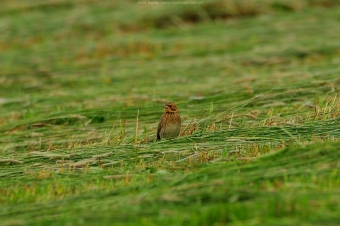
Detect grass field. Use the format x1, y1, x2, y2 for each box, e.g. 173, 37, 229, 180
1, 0, 340, 225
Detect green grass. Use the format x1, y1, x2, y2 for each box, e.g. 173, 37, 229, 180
1, 0, 340, 225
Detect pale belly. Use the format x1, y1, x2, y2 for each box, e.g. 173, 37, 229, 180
162, 122, 181, 139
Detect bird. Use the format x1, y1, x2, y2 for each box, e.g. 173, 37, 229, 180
157, 102, 181, 141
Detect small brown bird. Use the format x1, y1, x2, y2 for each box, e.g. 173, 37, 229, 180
157, 102, 181, 141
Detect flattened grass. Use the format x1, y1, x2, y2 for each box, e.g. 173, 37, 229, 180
1, 0, 340, 225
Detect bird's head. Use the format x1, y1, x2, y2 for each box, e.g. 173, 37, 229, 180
164, 102, 179, 113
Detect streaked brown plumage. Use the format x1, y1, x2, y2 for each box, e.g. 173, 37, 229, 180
157, 102, 181, 141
